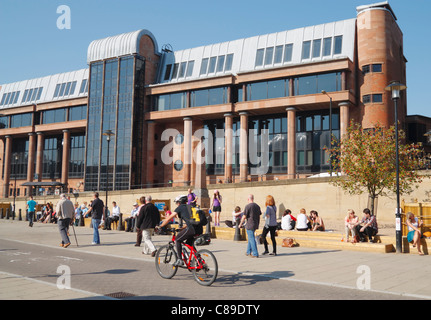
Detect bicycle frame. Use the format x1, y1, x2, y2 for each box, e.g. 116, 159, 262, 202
169, 228, 203, 271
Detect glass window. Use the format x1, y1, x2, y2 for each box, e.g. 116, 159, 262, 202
268, 79, 285, 99
296, 75, 316, 95
372, 64, 382, 72
178, 62, 187, 78
172, 63, 179, 79
208, 57, 217, 73
312, 39, 321, 58
170, 92, 186, 109
334, 36, 343, 54
36, 87, 43, 100
284, 44, 293, 62
362, 65, 370, 74
0, 93, 6, 105
248, 82, 267, 101
174, 160, 183, 171
69, 105, 87, 121
225, 54, 234, 71
200, 58, 209, 75
22, 90, 29, 102
363, 94, 371, 104
323, 37, 332, 56
79, 79, 88, 94
216, 55, 225, 72
65, 82, 72, 95
373, 94, 383, 103
274, 45, 283, 64
264, 47, 274, 65
317, 72, 339, 93
164, 64, 172, 80
0, 116, 9, 129
302, 41, 311, 60
255, 49, 264, 67
186, 60, 194, 77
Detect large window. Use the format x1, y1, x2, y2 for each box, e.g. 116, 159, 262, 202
294, 72, 342, 96
247, 79, 289, 101
69, 134, 85, 178
43, 136, 62, 179
154, 92, 187, 111
191, 87, 228, 107
10, 138, 29, 180
10, 113, 32, 128
69, 105, 87, 121
42, 108, 66, 124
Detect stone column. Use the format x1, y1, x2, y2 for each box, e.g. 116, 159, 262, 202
35, 132, 44, 182
183, 117, 193, 186
2, 135, 12, 198
224, 113, 234, 183
61, 130, 70, 190
146, 121, 156, 187
286, 107, 297, 179
26, 133, 36, 196
239, 112, 248, 182
339, 102, 350, 140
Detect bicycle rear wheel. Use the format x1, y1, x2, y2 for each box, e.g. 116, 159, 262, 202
155, 244, 178, 279
192, 249, 218, 286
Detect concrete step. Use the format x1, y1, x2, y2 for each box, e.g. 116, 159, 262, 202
402, 237, 431, 255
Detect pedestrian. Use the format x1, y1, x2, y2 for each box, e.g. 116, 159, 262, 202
187, 188, 198, 207
136, 195, 160, 256
26, 196, 37, 227
211, 190, 222, 226
55, 194, 75, 248
296, 208, 310, 231
74, 202, 82, 226
262, 195, 277, 256
355, 208, 378, 243
238, 194, 262, 258
134, 196, 145, 246
406, 212, 424, 255
85, 192, 105, 245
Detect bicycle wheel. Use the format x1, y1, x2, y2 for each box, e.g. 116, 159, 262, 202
192, 249, 218, 286
155, 244, 178, 279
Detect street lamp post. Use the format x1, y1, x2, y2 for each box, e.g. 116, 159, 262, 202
322, 90, 333, 176
13, 153, 19, 219
385, 81, 407, 254
103, 130, 115, 216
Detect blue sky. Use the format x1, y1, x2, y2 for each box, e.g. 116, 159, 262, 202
0, 0, 430, 116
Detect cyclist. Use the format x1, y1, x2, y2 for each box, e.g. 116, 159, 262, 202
156, 195, 203, 266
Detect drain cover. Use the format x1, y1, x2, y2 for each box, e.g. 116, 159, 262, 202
105, 292, 137, 299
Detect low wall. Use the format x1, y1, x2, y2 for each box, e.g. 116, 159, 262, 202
5, 172, 431, 227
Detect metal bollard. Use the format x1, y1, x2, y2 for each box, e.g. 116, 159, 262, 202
117, 213, 125, 231
18, 209, 22, 221
234, 225, 242, 241
0, 208, 3, 219
6, 208, 10, 220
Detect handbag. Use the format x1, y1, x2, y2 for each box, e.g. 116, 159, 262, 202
282, 238, 297, 247
255, 234, 264, 245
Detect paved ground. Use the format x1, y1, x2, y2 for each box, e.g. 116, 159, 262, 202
0, 219, 430, 300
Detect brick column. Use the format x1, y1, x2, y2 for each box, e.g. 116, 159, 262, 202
35, 132, 44, 182
146, 121, 156, 187
26, 133, 36, 196
183, 117, 193, 186
286, 107, 297, 179
239, 112, 248, 182
2, 135, 12, 198
224, 113, 234, 183
61, 130, 70, 189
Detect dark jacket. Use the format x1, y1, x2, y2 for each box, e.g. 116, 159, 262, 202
137, 203, 160, 229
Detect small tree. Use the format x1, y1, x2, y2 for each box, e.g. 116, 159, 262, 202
327, 122, 425, 215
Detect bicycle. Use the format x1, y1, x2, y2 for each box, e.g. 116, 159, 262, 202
155, 227, 218, 286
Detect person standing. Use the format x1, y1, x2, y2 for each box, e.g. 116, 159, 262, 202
26, 196, 37, 227
211, 190, 222, 226
238, 194, 262, 258
261, 195, 277, 256
136, 195, 160, 257
187, 188, 198, 207
86, 192, 105, 245
55, 194, 75, 248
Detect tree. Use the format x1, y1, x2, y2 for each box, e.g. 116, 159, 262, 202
327, 122, 425, 215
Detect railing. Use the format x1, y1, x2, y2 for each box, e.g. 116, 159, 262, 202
401, 201, 431, 236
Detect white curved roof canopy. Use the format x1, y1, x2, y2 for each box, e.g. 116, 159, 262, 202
87, 29, 159, 63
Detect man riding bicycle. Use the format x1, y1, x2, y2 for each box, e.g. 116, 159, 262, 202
157, 195, 203, 267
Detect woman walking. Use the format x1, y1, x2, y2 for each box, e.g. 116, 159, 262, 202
262, 195, 277, 256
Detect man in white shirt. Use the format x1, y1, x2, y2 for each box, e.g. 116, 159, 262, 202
125, 202, 139, 232
105, 201, 120, 230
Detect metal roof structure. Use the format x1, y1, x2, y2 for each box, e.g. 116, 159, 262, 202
87, 29, 159, 63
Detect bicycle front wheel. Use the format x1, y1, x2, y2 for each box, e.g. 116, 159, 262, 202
192, 249, 218, 286
155, 244, 178, 279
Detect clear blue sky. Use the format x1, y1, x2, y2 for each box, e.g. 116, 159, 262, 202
0, 0, 430, 116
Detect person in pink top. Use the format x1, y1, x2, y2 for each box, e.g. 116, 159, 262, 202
344, 209, 359, 242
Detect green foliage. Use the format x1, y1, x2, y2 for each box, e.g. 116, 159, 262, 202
327, 122, 425, 206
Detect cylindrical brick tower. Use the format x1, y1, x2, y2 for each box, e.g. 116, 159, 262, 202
356, 3, 407, 129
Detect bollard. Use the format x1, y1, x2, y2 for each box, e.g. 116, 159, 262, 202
117, 213, 125, 231
234, 225, 242, 241
6, 208, 10, 220
79, 213, 85, 226
0, 208, 3, 219
18, 209, 22, 221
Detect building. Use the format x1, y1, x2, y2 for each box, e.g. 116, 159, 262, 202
0, 2, 415, 198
